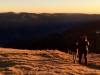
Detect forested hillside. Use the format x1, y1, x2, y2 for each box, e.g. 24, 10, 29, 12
62, 21, 100, 53
1, 12, 100, 53
6, 21, 100, 53
0, 12, 100, 41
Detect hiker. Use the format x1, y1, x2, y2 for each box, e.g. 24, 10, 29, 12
72, 39, 78, 63
78, 35, 89, 65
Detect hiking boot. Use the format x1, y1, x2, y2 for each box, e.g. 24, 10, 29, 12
79, 61, 81, 64
85, 63, 88, 66
73, 60, 75, 63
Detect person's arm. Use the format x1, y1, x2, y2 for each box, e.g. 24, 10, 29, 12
87, 41, 90, 46
86, 41, 89, 52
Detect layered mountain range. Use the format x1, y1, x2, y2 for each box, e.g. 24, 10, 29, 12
0, 12, 100, 40
0, 12, 100, 53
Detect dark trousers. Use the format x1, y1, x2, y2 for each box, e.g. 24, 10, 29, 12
79, 50, 88, 65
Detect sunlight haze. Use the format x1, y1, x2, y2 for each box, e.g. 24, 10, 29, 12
0, 0, 100, 14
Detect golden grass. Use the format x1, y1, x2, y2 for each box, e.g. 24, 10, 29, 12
0, 48, 99, 75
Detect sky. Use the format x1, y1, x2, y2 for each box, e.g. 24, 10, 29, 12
0, 0, 100, 14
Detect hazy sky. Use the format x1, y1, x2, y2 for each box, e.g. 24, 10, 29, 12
0, 0, 100, 14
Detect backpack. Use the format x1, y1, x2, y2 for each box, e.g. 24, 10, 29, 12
79, 40, 89, 50
72, 41, 78, 52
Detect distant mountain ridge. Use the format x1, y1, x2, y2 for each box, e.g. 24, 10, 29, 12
1, 12, 100, 49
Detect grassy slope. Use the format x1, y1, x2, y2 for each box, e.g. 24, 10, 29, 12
0, 48, 100, 75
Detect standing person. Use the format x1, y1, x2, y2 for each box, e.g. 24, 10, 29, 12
78, 35, 89, 65
72, 39, 78, 63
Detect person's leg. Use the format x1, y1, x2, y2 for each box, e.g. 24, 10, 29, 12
75, 52, 77, 62
72, 52, 76, 63
79, 52, 82, 64
72, 52, 74, 61
84, 51, 88, 65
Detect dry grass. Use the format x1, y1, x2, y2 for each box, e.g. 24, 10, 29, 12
0, 48, 100, 75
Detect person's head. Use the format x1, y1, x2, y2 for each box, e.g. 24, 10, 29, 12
83, 35, 87, 41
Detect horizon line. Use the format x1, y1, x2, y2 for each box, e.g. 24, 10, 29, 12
0, 11, 100, 15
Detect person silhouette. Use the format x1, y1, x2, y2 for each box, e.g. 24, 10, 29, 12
72, 39, 78, 63
78, 35, 89, 65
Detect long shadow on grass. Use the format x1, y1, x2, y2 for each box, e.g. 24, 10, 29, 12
0, 60, 16, 68
80, 63, 100, 70
87, 63, 100, 70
